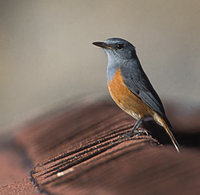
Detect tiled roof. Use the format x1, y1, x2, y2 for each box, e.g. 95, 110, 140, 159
1, 100, 200, 194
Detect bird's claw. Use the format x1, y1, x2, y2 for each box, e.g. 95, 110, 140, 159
122, 129, 150, 139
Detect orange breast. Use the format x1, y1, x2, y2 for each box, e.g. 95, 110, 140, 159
107, 69, 154, 119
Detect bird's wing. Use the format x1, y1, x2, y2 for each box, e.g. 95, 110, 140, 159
120, 61, 166, 119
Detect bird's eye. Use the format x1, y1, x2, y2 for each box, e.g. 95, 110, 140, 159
116, 44, 124, 49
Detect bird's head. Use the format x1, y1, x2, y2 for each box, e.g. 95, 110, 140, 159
93, 38, 136, 61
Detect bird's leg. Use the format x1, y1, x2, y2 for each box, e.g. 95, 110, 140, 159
126, 117, 149, 137
132, 118, 143, 132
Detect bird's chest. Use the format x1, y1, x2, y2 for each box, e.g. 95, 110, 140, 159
107, 69, 152, 119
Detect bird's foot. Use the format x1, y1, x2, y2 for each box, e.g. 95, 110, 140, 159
133, 129, 150, 136
124, 128, 150, 138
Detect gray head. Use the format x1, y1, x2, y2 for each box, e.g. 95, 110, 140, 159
93, 38, 138, 81
93, 38, 136, 61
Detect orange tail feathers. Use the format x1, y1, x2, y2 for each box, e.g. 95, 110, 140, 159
154, 113, 180, 152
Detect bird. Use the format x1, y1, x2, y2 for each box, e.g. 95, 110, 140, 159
93, 38, 180, 152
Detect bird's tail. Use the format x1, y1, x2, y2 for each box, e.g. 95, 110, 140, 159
153, 113, 180, 152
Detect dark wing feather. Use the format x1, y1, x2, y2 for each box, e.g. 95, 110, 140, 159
120, 59, 166, 119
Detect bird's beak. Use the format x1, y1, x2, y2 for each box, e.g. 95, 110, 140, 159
92, 42, 112, 49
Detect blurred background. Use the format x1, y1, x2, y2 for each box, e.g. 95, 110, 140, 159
0, 0, 200, 132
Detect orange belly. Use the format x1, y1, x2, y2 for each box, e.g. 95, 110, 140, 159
107, 69, 154, 119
